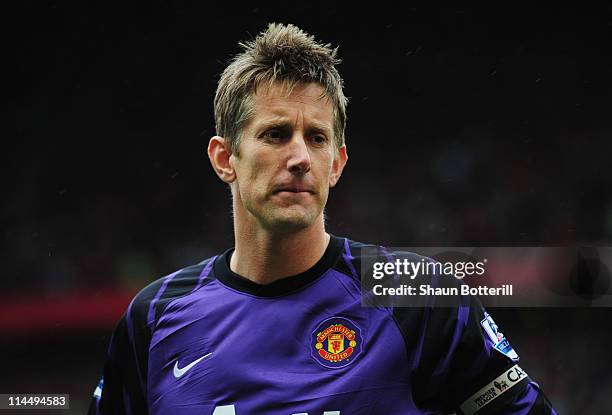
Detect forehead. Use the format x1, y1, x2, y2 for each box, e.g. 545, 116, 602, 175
248, 82, 334, 128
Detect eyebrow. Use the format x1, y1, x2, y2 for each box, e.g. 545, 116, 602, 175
253, 117, 332, 136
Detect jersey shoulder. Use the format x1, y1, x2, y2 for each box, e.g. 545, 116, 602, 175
335, 237, 439, 286
128, 256, 218, 331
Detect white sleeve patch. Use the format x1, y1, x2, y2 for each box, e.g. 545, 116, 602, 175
459, 364, 528, 415
92, 378, 103, 399
480, 312, 519, 360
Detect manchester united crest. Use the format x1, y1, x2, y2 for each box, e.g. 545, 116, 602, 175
311, 317, 363, 369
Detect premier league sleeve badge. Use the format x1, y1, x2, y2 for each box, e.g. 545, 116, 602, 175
480, 312, 519, 360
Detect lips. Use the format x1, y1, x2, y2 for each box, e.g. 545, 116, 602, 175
273, 185, 315, 194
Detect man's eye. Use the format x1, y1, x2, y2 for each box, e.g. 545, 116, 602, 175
312, 135, 327, 144
262, 129, 284, 140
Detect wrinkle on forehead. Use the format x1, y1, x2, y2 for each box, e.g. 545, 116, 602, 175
252, 80, 331, 104
250, 82, 333, 124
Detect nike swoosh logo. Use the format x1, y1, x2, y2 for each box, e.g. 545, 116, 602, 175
173, 352, 212, 378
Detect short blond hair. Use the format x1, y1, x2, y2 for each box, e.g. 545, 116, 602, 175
214, 23, 348, 154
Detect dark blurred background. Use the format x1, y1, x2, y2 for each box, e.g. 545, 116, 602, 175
4, 3, 612, 413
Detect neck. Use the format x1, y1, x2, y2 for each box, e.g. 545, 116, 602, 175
230, 212, 330, 286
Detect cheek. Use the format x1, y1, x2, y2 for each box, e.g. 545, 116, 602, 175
316, 154, 335, 185
235, 151, 263, 180
235, 152, 277, 195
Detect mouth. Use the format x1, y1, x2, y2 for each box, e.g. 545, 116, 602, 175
273, 186, 315, 194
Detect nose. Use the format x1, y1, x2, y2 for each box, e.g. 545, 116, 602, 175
286, 133, 311, 175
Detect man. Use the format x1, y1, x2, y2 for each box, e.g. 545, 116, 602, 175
89, 23, 555, 414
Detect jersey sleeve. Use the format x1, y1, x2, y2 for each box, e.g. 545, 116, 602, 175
87, 261, 211, 415
87, 281, 159, 415
394, 285, 556, 414
87, 309, 150, 415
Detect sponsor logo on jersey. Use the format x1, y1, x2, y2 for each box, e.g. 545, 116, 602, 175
311, 317, 363, 369
480, 312, 519, 360
173, 352, 213, 378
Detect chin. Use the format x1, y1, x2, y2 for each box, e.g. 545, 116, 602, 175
263, 207, 320, 232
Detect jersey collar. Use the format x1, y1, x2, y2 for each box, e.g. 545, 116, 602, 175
214, 234, 344, 297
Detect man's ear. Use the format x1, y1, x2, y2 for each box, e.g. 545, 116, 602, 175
208, 136, 236, 183
329, 145, 348, 188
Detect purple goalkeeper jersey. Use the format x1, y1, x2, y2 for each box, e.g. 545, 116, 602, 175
89, 235, 555, 414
